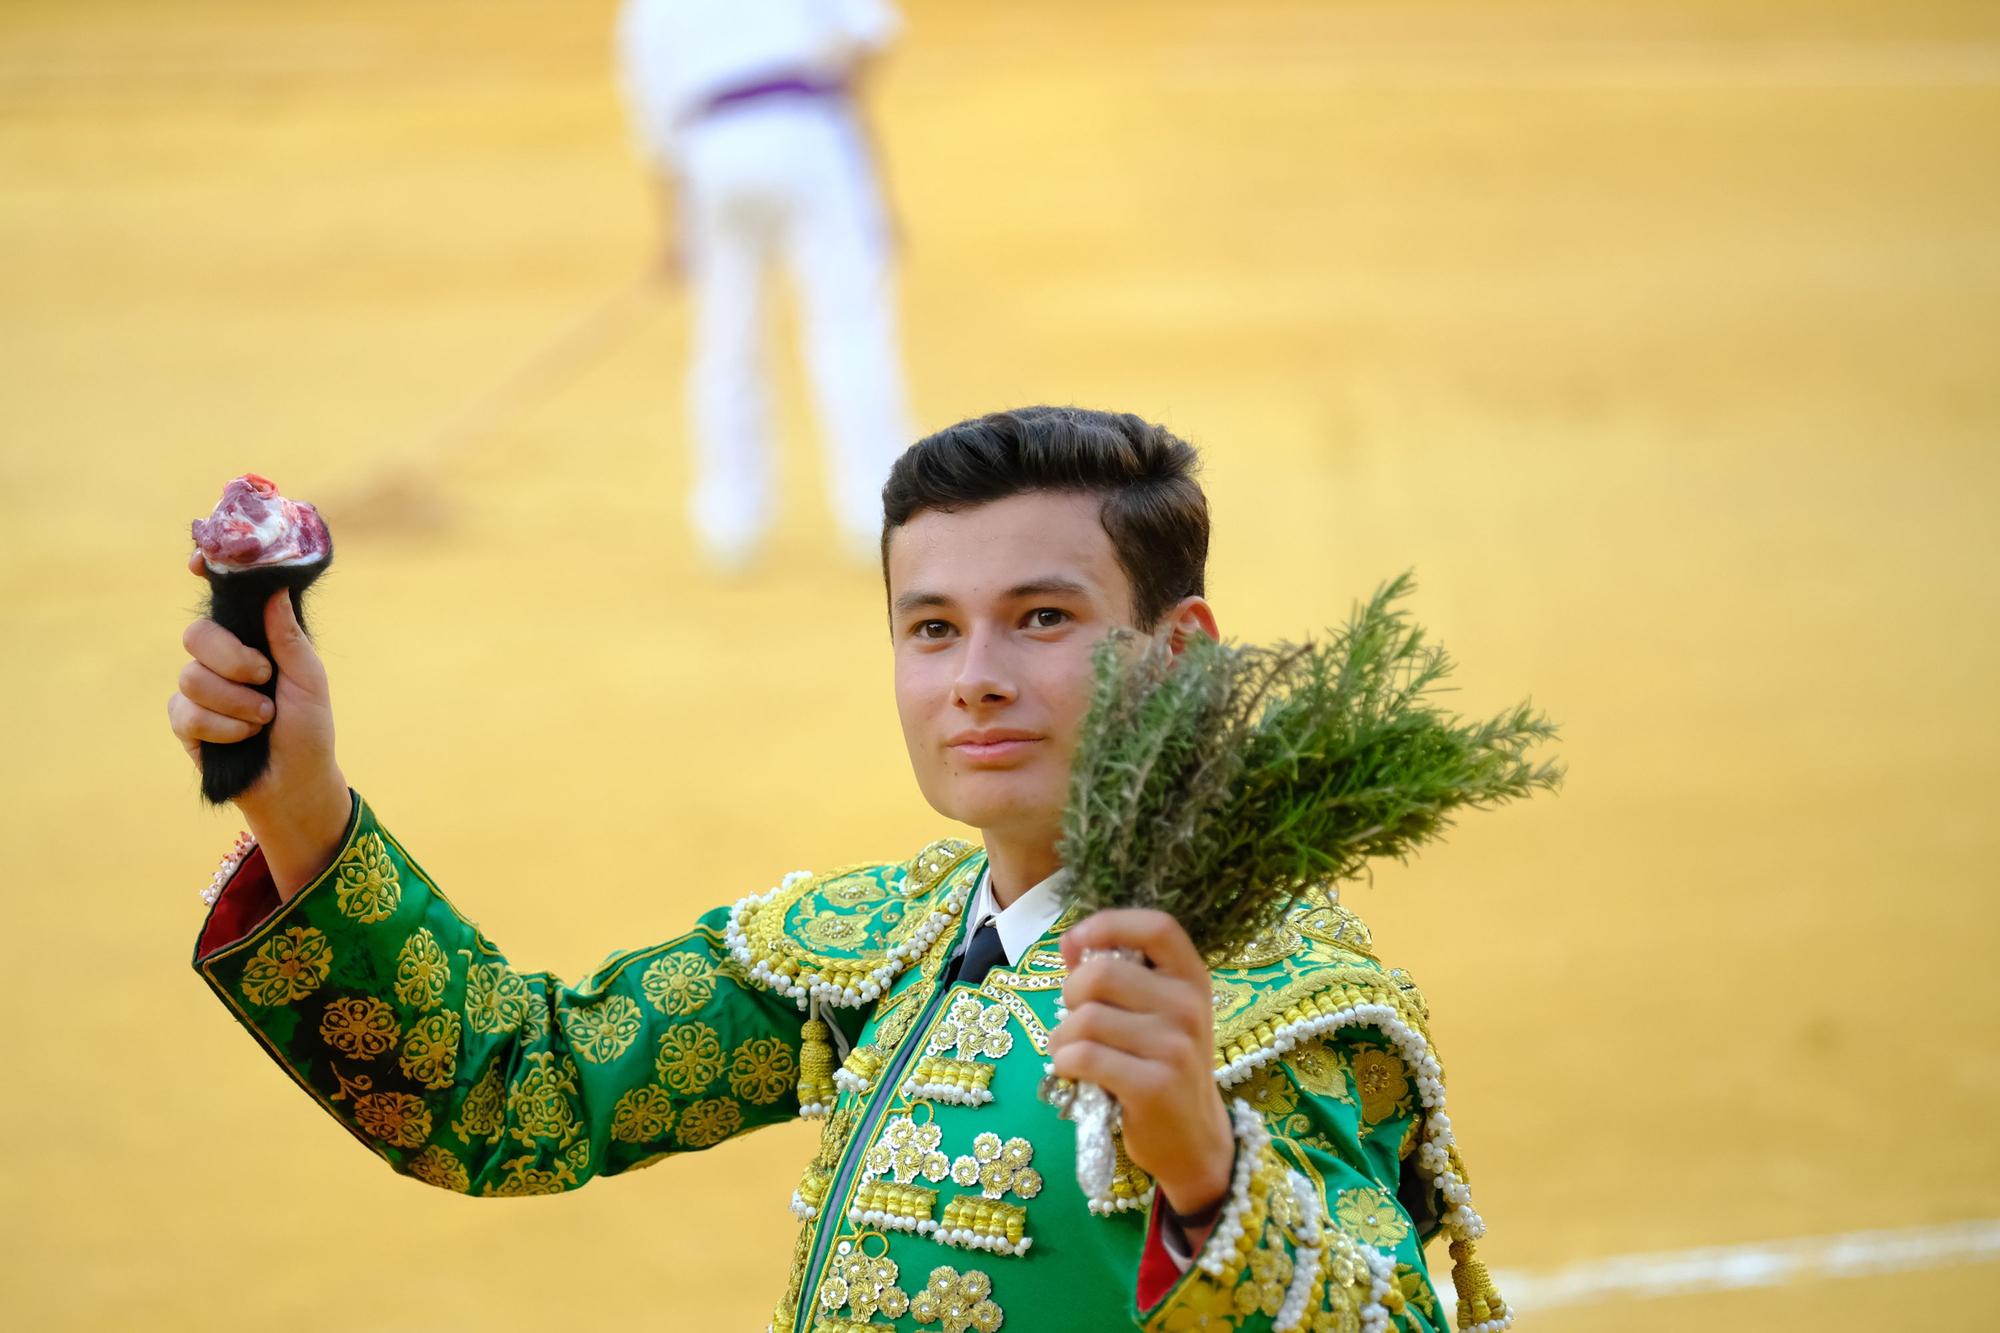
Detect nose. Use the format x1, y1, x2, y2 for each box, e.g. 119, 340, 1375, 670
951, 625, 1016, 711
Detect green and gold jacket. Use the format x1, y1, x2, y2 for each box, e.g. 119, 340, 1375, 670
193, 796, 1511, 1333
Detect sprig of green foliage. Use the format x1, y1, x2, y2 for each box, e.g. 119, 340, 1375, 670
1057, 573, 1562, 961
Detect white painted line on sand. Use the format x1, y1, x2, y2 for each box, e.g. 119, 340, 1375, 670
1439, 1219, 2000, 1316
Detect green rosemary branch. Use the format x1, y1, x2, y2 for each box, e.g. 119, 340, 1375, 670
1056, 573, 1562, 961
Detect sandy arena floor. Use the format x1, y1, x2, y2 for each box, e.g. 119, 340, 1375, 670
3, 0, 1997, 1327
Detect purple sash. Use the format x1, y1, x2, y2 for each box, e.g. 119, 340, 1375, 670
695, 75, 847, 121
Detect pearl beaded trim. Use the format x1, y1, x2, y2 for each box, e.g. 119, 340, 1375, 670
934, 1228, 1032, 1257
1212, 1000, 1489, 1248
1085, 1184, 1153, 1216
200, 830, 257, 906
1358, 1243, 1396, 1333
726, 869, 971, 1012
1274, 1172, 1323, 1332
845, 1206, 938, 1238
899, 1078, 994, 1107
1196, 1099, 1267, 1280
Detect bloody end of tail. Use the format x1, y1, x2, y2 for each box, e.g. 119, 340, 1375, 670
190, 474, 333, 806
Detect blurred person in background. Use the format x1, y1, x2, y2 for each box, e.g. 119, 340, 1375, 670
617, 0, 915, 569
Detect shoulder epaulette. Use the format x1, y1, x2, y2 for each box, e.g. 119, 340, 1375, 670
1204, 890, 1496, 1313
725, 838, 983, 1010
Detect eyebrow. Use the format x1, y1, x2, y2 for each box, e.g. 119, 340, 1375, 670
891, 576, 1093, 618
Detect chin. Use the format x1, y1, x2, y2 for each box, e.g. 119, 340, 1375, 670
930, 771, 1063, 836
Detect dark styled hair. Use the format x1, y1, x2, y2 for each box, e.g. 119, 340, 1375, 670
881, 405, 1209, 628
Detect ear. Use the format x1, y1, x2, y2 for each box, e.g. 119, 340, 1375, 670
1162, 596, 1220, 656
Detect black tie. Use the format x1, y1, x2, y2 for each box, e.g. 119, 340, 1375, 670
946, 920, 1006, 988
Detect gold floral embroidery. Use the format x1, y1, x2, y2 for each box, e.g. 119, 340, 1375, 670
816, 1105, 861, 1167
775, 1218, 817, 1333
1278, 1112, 1342, 1158
863, 1115, 949, 1185
465, 963, 531, 1034
1285, 1040, 1353, 1103
1350, 1048, 1410, 1125
822, 870, 893, 909
452, 1062, 505, 1144
1307, 1302, 1359, 1333
354, 1091, 432, 1148
640, 951, 717, 1016
1233, 1247, 1292, 1319
505, 1051, 582, 1147
1333, 1185, 1410, 1248
1391, 1264, 1436, 1318
1212, 920, 1302, 969
240, 926, 332, 1006
676, 1096, 742, 1147
799, 904, 868, 951
910, 1265, 1003, 1333
563, 995, 644, 1063
399, 1010, 461, 1090
318, 996, 400, 1058
873, 982, 929, 1051
610, 1085, 678, 1144
949, 1132, 1042, 1200
521, 987, 550, 1042
1160, 1274, 1238, 1330
406, 1145, 469, 1192
1396, 1118, 1420, 1161
820, 1238, 910, 1321
655, 1022, 724, 1094
393, 927, 449, 1011
1268, 1169, 1305, 1231
927, 994, 1013, 1060
483, 1152, 578, 1197
1239, 1066, 1299, 1119
333, 831, 401, 923
728, 1036, 797, 1104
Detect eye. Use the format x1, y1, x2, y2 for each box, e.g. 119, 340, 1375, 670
911, 619, 955, 640
1025, 607, 1071, 630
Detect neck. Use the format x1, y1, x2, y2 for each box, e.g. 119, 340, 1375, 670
980, 831, 1062, 910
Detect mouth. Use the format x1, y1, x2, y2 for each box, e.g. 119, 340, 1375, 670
948, 731, 1043, 764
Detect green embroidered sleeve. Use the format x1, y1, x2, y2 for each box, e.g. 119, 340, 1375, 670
1136, 899, 1513, 1333
192, 795, 855, 1197
1138, 1028, 1452, 1333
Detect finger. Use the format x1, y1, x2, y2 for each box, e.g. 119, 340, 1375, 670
182, 619, 272, 685
262, 589, 323, 686
169, 691, 263, 746
1062, 908, 1210, 986
1052, 1002, 1198, 1066
1049, 1039, 1167, 1105
1062, 955, 1199, 1025
179, 660, 275, 725
187, 550, 207, 578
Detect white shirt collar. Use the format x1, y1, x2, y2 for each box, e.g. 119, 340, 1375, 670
967, 864, 1068, 968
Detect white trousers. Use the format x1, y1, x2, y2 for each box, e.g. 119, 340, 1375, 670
677, 98, 913, 556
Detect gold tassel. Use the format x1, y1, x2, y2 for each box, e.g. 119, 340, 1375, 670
1448, 1238, 1508, 1329
799, 1016, 837, 1112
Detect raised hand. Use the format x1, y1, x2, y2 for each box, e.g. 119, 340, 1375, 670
170, 551, 350, 897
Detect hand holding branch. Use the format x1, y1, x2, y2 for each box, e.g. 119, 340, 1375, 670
1051, 909, 1235, 1223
